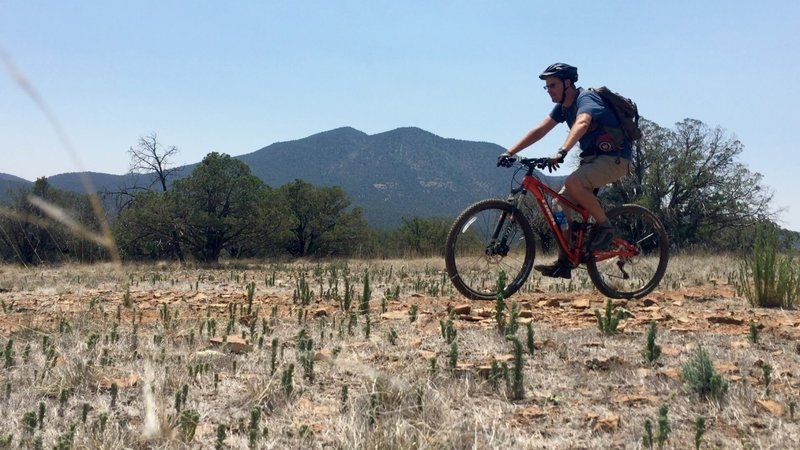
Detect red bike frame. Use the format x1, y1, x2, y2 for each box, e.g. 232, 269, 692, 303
519, 170, 638, 267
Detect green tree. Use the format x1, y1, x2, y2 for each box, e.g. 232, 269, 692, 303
116, 152, 288, 262
603, 118, 773, 249
279, 179, 368, 257
170, 152, 275, 262
113, 190, 177, 260
0, 178, 104, 264
395, 216, 450, 257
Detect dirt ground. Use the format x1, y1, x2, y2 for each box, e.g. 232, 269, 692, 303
1, 257, 799, 449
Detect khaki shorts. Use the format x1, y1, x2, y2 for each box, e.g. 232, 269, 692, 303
558, 155, 630, 213
573, 155, 630, 190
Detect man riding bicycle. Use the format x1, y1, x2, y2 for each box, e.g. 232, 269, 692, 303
497, 63, 632, 279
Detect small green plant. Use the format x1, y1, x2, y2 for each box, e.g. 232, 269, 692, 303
340, 385, 349, 412
642, 419, 654, 449
448, 340, 458, 370
415, 384, 424, 411
54, 423, 77, 450
505, 301, 520, 336
694, 416, 706, 450
282, 364, 295, 396
180, 409, 200, 442
525, 322, 535, 356
489, 360, 501, 390
58, 389, 71, 412
249, 407, 261, 448
160, 303, 171, 326
246, 281, 256, 315
347, 312, 357, 336
387, 328, 398, 345
297, 332, 314, 382
359, 270, 372, 314
682, 345, 729, 400
595, 299, 624, 335
342, 277, 353, 311
738, 224, 800, 308
81, 403, 89, 423
270, 338, 279, 375
762, 363, 773, 397
643, 320, 662, 364
509, 336, 525, 400
110, 382, 118, 409
440, 315, 456, 344
363, 315, 371, 339
409, 304, 418, 323
429, 357, 437, 376
37, 402, 45, 429
656, 403, 670, 450
495, 271, 507, 333
22, 411, 37, 435
4, 339, 14, 369
123, 284, 133, 308
215, 424, 226, 450
789, 399, 796, 420
368, 392, 379, 428
748, 320, 759, 344
294, 273, 313, 306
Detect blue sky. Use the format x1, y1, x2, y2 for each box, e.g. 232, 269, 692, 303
2, 1, 799, 230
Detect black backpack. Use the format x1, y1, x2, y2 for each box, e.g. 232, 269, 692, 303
589, 87, 643, 142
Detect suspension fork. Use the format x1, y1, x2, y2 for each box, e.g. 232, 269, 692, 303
488, 197, 523, 255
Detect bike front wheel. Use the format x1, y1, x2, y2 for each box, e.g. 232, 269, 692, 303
586, 204, 669, 299
445, 199, 536, 300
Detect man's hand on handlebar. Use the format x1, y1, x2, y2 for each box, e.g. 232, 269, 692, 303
546, 148, 569, 173
497, 152, 517, 168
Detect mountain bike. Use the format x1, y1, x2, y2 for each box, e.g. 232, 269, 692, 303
444, 157, 669, 300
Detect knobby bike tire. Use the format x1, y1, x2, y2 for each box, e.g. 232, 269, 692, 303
586, 204, 669, 299
444, 199, 536, 300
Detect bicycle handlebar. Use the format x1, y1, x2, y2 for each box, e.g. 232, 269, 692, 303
518, 157, 552, 169
501, 156, 552, 171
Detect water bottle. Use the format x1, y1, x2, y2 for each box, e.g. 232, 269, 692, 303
553, 203, 569, 236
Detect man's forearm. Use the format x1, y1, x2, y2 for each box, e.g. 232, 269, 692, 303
561, 113, 592, 150
509, 127, 547, 154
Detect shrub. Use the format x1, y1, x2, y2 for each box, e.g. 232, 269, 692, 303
595, 299, 624, 335
180, 409, 200, 442
642, 320, 662, 364
682, 346, 729, 400
694, 416, 706, 450
738, 225, 799, 308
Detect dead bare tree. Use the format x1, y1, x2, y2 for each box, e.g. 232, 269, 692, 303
128, 132, 180, 192
123, 132, 185, 262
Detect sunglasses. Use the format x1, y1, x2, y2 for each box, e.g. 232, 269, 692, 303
543, 82, 561, 91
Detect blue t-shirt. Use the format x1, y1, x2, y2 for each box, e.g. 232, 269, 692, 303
549, 88, 632, 160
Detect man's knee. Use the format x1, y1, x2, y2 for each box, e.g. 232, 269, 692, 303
564, 174, 589, 195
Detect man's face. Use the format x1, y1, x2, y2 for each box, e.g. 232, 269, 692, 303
543, 76, 565, 103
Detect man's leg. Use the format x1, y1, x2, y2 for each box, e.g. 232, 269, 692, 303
564, 175, 607, 223
565, 155, 630, 250
534, 190, 575, 279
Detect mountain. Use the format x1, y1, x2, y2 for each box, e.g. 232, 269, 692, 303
238, 127, 523, 227
0, 173, 33, 204
2, 127, 561, 228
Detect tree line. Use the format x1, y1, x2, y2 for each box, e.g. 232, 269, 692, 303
0, 119, 793, 265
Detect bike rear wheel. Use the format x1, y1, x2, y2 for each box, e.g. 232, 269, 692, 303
445, 199, 536, 300
586, 204, 669, 299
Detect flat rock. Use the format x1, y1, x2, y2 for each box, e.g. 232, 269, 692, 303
209, 335, 252, 353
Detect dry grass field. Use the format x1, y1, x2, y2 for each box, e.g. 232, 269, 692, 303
1, 255, 799, 449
